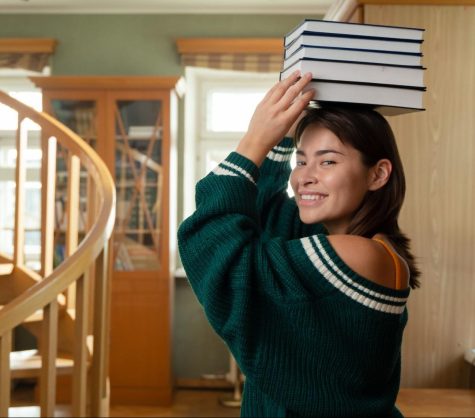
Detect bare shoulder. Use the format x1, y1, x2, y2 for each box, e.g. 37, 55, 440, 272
327, 234, 406, 290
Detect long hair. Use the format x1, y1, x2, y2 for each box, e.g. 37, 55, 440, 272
294, 105, 420, 288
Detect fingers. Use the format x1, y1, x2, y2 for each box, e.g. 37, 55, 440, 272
266, 72, 314, 134
287, 88, 315, 120
261, 72, 298, 102
264, 71, 306, 103
279, 72, 313, 108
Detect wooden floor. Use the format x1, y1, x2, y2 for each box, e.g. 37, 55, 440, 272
11, 385, 475, 417
110, 390, 240, 418
110, 388, 475, 418
397, 388, 475, 418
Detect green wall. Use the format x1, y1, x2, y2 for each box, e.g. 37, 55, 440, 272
0, 14, 321, 75
0, 12, 322, 381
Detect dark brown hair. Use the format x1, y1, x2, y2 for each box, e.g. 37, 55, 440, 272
294, 105, 420, 288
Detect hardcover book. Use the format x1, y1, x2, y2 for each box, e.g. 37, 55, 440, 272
285, 19, 425, 47
301, 79, 426, 116
285, 32, 422, 59
285, 45, 422, 68
280, 57, 425, 88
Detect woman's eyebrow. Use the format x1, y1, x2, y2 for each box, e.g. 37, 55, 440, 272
315, 149, 345, 156
296, 149, 344, 156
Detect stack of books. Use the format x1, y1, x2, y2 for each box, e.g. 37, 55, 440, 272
280, 19, 426, 115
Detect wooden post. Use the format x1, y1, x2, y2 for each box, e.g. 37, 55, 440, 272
40, 300, 58, 418
91, 240, 111, 417
13, 119, 28, 266
40, 135, 57, 278
0, 331, 12, 418
65, 154, 80, 309
72, 173, 96, 417
72, 273, 89, 417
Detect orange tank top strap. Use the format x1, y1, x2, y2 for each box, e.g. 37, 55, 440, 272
372, 238, 404, 290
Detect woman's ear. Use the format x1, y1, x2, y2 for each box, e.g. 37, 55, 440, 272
368, 159, 392, 191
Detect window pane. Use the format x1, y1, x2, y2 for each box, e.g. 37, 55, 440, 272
204, 148, 234, 174
0, 92, 42, 131
206, 90, 265, 133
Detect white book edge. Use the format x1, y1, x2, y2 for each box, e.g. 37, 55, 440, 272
281, 59, 425, 88
302, 80, 425, 115
284, 45, 422, 67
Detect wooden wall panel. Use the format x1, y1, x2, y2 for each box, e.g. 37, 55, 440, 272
364, 5, 475, 388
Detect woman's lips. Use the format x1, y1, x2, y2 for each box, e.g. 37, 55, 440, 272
298, 193, 328, 206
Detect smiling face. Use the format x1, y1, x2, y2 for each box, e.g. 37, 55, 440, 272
290, 125, 376, 234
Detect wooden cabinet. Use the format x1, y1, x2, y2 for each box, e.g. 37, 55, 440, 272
31, 76, 181, 405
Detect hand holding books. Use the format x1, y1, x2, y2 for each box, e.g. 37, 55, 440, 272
236, 71, 314, 167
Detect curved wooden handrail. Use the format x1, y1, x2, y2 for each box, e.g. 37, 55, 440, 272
0, 90, 115, 417
0, 91, 115, 335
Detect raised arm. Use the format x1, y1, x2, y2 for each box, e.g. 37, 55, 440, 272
236, 72, 323, 239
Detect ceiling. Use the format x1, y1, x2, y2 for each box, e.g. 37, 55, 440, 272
0, 0, 334, 14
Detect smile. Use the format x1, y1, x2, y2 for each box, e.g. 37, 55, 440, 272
300, 194, 326, 201
298, 193, 328, 206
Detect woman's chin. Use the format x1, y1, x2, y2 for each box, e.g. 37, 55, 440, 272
298, 212, 321, 225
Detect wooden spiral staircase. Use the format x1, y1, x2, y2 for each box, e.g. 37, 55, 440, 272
0, 91, 115, 417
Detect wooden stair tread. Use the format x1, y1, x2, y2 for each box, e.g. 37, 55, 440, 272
0, 262, 14, 275
9, 405, 71, 417
23, 308, 76, 323
10, 350, 75, 378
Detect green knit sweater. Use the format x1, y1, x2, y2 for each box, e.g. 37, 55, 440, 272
177, 138, 410, 418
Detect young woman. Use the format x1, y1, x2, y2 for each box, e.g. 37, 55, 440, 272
178, 71, 420, 417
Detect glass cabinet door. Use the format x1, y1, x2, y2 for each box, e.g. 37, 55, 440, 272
112, 99, 163, 271
51, 99, 98, 148
49, 99, 98, 266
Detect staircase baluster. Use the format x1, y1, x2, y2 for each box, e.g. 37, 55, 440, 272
0, 331, 12, 418
66, 154, 81, 310
14, 117, 27, 266
40, 135, 57, 278
72, 273, 89, 417
40, 300, 59, 417
91, 240, 111, 418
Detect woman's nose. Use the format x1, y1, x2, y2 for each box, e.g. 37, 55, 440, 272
298, 173, 318, 186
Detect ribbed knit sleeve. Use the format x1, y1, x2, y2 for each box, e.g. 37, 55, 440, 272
179, 151, 332, 374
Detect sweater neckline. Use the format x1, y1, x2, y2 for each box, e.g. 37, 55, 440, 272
314, 234, 411, 299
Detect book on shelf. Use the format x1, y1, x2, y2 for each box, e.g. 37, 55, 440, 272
285, 32, 422, 59
285, 19, 424, 47
299, 79, 425, 116
127, 125, 162, 139
74, 107, 96, 138
280, 57, 425, 88
285, 45, 422, 68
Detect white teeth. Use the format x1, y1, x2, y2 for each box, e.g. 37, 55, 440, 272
301, 194, 325, 201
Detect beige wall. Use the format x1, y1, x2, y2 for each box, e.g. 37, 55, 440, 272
365, 4, 475, 388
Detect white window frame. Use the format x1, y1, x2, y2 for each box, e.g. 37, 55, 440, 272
183, 67, 278, 218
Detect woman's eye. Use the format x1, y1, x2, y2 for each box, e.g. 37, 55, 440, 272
321, 160, 336, 166
296, 161, 306, 167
